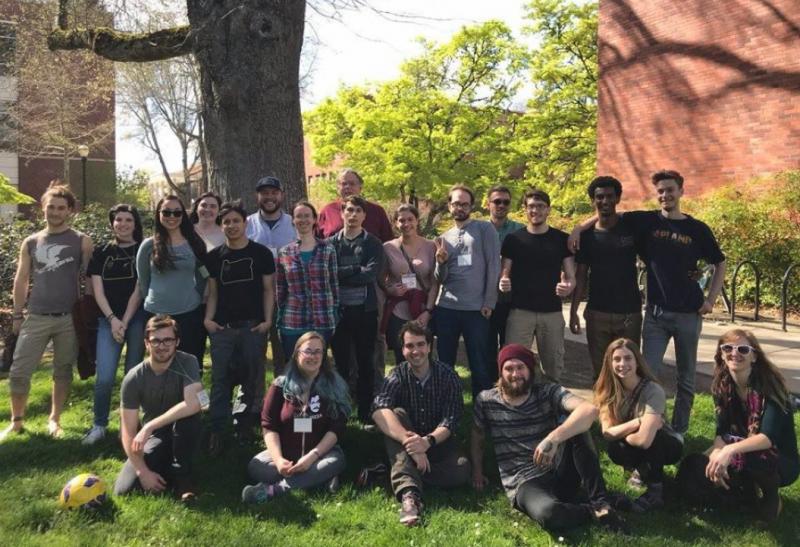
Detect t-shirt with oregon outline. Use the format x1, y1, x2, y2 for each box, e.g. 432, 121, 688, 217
87, 242, 141, 318
120, 350, 201, 425
204, 240, 275, 324
621, 211, 724, 313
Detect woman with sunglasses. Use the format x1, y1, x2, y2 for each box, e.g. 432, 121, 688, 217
190, 191, 225, 251
242, 331, 350, 503
275, 201, 338, 352
380, 204, 438, 365
594, 338, 683, 512
82, 204, 147, 445
678, 329, 798, 522
136, 195, 209, 370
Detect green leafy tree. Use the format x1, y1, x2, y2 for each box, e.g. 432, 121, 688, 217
0, 173, 34, 205
515, 0, 598, 215
305, 21, 528, 222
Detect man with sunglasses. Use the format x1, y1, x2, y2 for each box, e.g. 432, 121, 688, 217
433, 184, 501, 397
114, 315, 204, 502
487, 186, 524, 380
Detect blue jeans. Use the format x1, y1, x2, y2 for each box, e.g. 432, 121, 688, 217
433, 306, 491, 397
208, 322, 267, 431
93, 310, 146, 427
641, 306, 702, 435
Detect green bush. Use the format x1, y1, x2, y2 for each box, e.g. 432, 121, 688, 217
688, 172, 800, 312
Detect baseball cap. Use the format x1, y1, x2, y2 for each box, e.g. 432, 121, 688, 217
256, 176, 282, 191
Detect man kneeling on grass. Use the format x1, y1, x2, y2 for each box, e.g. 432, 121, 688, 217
471, 344, 625, 532
372, 321, 471, 527
114, 315, 204, 503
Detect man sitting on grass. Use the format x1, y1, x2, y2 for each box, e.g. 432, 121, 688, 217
471, 344, 625, 532
114, 315, 204, 503
371, 321, 471, 527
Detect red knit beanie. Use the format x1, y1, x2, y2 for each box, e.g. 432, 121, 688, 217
497, 344, 537, 376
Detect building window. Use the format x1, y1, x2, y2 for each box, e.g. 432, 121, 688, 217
0, 22, 15, 77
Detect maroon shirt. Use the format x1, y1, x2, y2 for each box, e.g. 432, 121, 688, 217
316, 199, 394, 242
261, 382, 347, 461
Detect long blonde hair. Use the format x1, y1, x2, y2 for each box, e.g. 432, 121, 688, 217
593, 338, 658, 424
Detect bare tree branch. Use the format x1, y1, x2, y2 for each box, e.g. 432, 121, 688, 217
48, 25, 193, 62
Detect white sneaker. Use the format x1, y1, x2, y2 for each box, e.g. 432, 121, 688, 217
81, 425, 106, 446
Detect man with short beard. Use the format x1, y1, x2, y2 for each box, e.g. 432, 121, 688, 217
246, 176, 294, 374
316, 168, 393, 241
471, 344, 624, 532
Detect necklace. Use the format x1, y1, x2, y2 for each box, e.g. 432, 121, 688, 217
116, 242, 136, 259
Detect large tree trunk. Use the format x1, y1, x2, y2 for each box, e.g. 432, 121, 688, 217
187, 0, 307, 211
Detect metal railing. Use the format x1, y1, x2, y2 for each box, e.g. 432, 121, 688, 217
730, 260, 761, 323
782, 263, 799, 332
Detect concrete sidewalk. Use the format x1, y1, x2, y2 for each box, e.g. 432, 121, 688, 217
564, 303, 800, 395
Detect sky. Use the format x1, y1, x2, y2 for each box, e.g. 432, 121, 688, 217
115, 1, 532, 175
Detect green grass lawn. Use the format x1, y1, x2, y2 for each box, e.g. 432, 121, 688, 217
1, 357, 798, 546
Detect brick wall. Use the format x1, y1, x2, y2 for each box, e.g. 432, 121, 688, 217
598, 0, 800, 200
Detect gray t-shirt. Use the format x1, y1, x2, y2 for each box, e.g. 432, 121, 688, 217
120, 351, 201, 425
618, 380, 676, 436
136, 238, 206, 315
434, 220, 500, 311
474, 384, 577, 500
26, 229, 84, 314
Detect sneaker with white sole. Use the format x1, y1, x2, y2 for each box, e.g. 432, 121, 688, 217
241, 482, 275, 504
81, 425, 106, 446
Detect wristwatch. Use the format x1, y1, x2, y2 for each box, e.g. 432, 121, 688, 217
425, 434, 437, 447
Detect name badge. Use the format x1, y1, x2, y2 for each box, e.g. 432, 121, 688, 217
197, 265, 210, 279
457, 253, 472, 267
196, 389, 210, 411
294, 417, 313, 433
401, 273, 418, 289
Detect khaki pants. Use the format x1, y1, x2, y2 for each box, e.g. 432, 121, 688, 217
505, 308, 565, 382
9, 314, 77, 395
584, 308, 642, 378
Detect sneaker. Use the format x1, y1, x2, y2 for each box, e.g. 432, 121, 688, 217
242, 482, 275, 504
81, 425, 107, 446
361, 423, 378, 433
399, 490, 423, 527
327, 475, 341, 494
627, 469, 644, 490
592, 502, 628, 534
356, 463, 388, 488
632, 482, 664, 513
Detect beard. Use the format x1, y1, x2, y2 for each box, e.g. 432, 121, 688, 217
500, 375, 531, 398
452, 210, 470, 221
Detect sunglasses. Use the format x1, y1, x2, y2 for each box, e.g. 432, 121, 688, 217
491, 199, 511, 206
160, 208, 184, 218
720, 344, 756, 355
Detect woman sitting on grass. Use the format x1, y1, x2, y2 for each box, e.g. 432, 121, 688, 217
678, 329, 798, 522
594, 338, 683, 512
242, 331, 351, 503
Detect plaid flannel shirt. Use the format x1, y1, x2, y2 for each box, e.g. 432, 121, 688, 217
276, 239, 339, 331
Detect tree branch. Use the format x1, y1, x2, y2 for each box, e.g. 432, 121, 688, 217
48, 26, 193, 62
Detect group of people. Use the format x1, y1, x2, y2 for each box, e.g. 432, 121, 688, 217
0, 168, 797, 532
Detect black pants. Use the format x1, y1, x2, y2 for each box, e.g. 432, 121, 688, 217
488, 298, 512, 383
386, 313, 408, 366
607, 429, 683, 483
114, 415, 202, 495
677, 451, 789, 512
514, 433, 610, 531
331, 305, 378, 421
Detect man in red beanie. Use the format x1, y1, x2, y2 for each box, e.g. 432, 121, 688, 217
470, 344, 625, 532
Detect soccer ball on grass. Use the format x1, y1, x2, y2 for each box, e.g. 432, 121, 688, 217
58, 473, 108, 509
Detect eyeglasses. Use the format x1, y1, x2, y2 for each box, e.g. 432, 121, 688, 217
160, 209, 183, 218
148, 337, 177, 347
299, 348, 324, 357
720, 344, 756, 355
490, 199, 511, 206
449, 202, 471, 209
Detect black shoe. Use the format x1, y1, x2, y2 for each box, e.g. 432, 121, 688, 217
174, 476, 198, 505
207, 431, 224, 457
356, 463, 388, 488
592, 502, 628, 534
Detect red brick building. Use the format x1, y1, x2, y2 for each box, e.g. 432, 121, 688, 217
598, 0, 800, 200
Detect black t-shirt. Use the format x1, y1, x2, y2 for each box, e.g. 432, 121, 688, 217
622, 211, 725, 313
501, 227, 571, 313
576, 221, 641, 313
87, 242, 141, 317
205, 240, 276, 323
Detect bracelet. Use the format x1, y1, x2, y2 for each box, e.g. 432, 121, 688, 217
425, 434, 437, 447
107, 313, 116, 321
310, 448, 321, 459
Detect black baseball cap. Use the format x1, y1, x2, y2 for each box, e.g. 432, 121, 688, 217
256, 176, 282, 191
